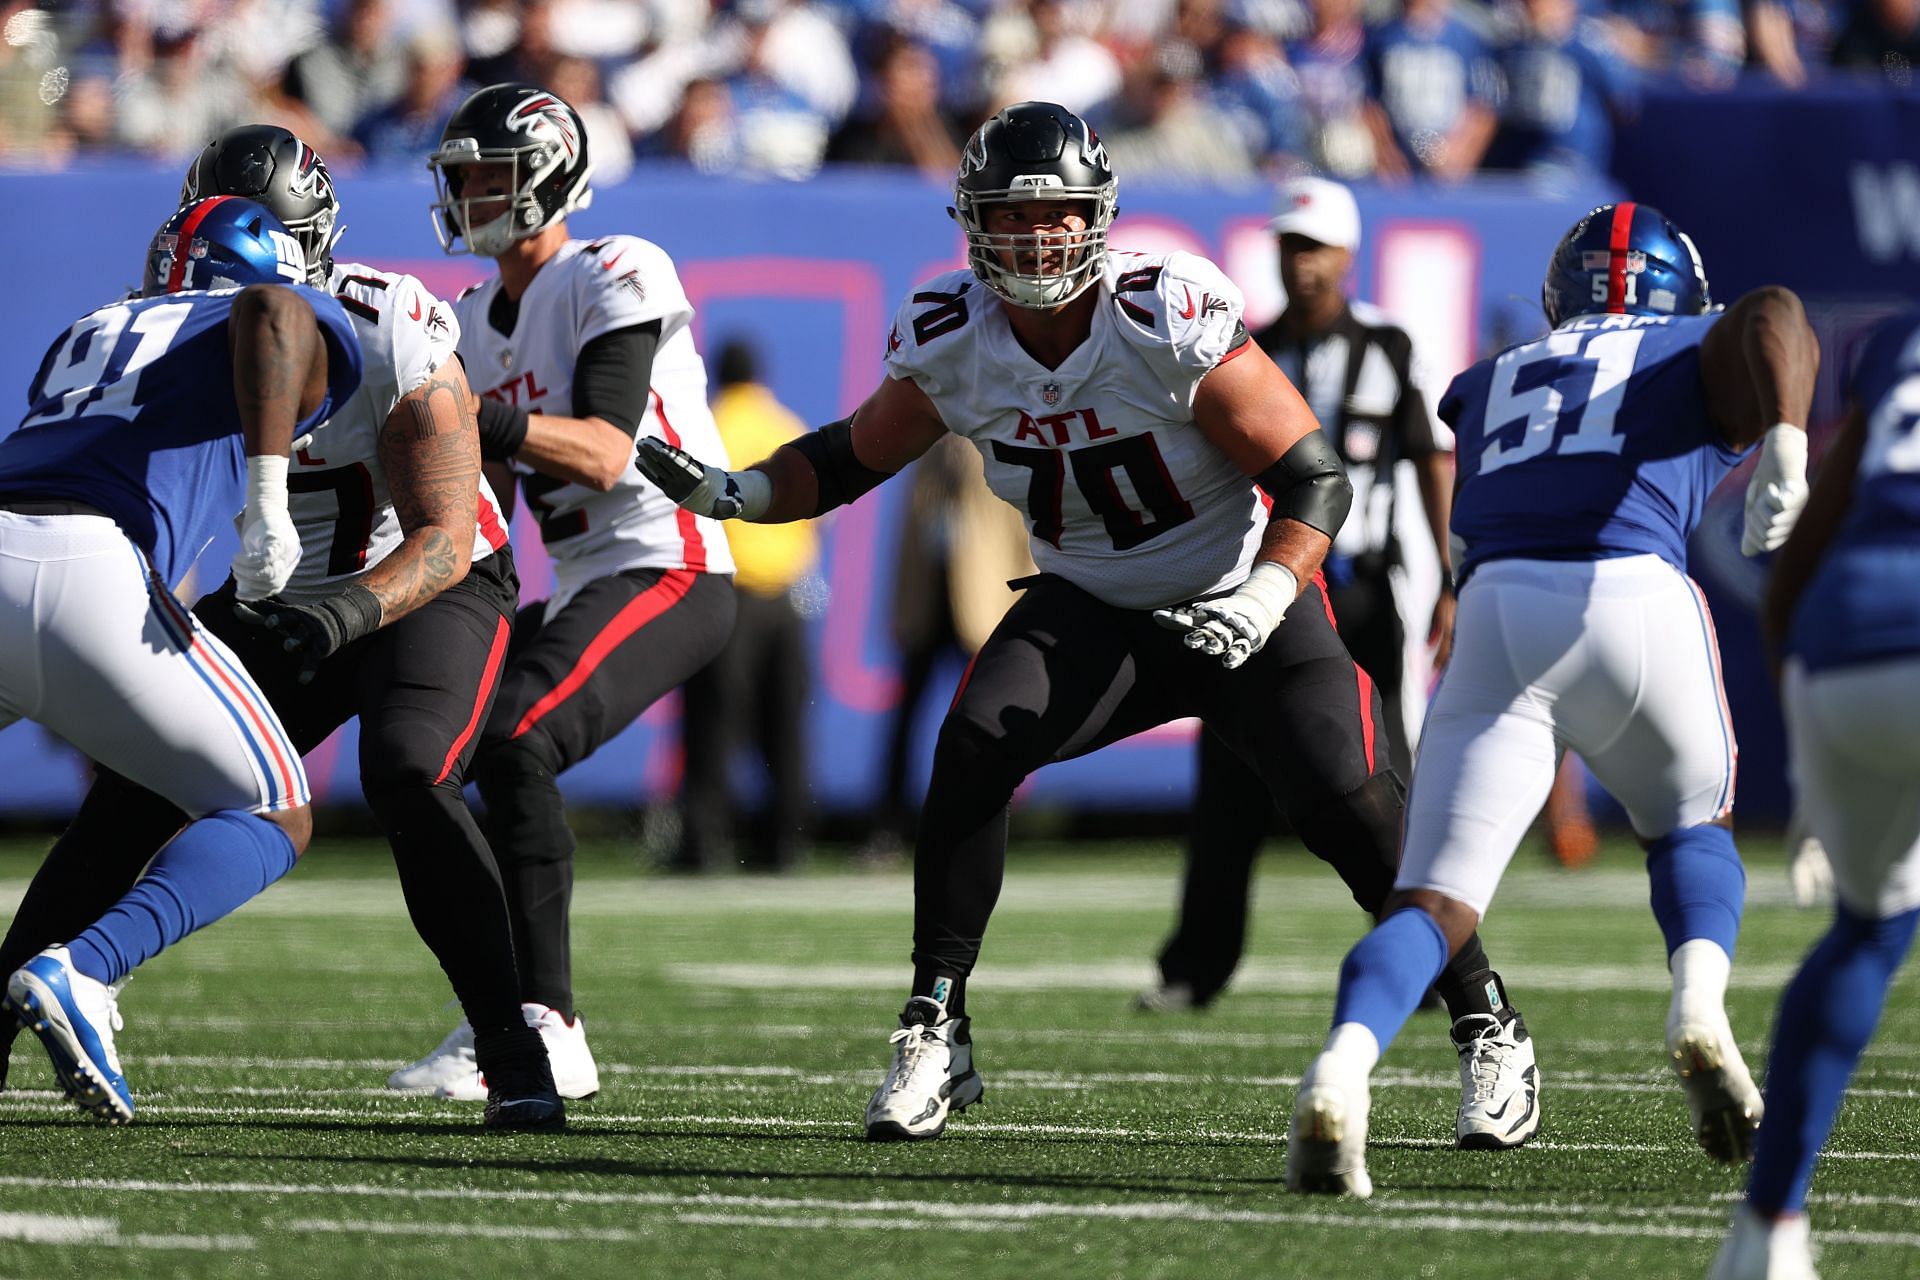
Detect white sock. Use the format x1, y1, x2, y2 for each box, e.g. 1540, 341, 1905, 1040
1669, 938, 1733, 1031
1315, 1022, 1381, 1079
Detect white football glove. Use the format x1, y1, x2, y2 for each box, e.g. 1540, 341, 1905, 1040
1152, 563, 1299, 670
634, 436, 771, 520
1741, 423, 1809, 556
1786, 811, 1835, 909
232, 454, 301, 601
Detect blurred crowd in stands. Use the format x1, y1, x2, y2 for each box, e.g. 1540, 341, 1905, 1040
0, 0, 1907, 184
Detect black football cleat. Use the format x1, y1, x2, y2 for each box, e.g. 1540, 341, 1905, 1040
482, 1060, 566, 1133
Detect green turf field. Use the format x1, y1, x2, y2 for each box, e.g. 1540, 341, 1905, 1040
0, 835, 1915, 1279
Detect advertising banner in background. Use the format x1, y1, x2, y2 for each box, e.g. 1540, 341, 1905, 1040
13, 162, 1800, 822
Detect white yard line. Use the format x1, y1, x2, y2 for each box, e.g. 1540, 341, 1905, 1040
2, 1095, 1917, 1161
665, 960, 1808, 994
0, 1176, 1717, 1221
9, 1177, 1920, 1246
0, 1212, 251, 1251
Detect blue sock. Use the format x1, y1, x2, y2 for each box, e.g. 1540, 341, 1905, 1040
1747, 904, 1920, 1215
66, 810, 297, 985
1646, 824, 1745, 958
1331, 907, 1451, 1053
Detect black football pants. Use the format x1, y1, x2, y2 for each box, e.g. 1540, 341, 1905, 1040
907, 573, 1494, 1019
1155, 567, 1417, 1004
0, 551, 544, 1086
471, 568, 735, 1017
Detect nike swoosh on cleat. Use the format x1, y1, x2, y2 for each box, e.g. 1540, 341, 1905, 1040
1485, 1096, 1513, 1121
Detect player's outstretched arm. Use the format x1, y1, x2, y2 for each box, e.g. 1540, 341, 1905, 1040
1701, 285, 1821, 555
636, 373, 948, 524
229, 284, 331, 601
1156, 343, 1352, 669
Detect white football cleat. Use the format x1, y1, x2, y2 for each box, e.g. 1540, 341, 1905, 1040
4, 947, 133, 1125
437, 1003, 601, 1102
386, 1013, 475, 1092
1707, 1203, 1819, 1280
1133, 980, 1200, 1013
1453, 1012, 1541, 1149
864, 997, 983, 1140
1669, 1015, 1763, 1163
1285, 1056, 1373, 1197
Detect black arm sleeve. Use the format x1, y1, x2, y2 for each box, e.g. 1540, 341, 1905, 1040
571, 320, 662, 435
1253, 429, 1353, 539
784, 419, 893, 517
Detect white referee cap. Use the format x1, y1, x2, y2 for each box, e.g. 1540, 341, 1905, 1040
1268, 177, 1361, 251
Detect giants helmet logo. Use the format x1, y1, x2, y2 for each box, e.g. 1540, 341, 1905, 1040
505, 94, 580, 160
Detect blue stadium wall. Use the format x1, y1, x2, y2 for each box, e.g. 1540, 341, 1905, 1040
0, 89, 1907, 820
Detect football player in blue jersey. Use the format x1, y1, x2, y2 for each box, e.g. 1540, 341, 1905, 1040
1708, 311, 1920, 1279
0, 198, 362, 1124
1285, 202, 1820, 1197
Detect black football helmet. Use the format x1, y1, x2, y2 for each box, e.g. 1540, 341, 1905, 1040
179, 124, 340, 287
950, 101, 1117, 309
428, 83, 593, 257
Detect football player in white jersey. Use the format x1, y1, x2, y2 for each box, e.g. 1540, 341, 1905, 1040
637, 101, 1538, 1146
389, 85, 737, 1101
0, 127, 565, 1130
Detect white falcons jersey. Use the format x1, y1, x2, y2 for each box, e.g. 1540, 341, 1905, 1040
453, 235, 733, 602
884, 251, 1263, 611
281, 262, 509, 605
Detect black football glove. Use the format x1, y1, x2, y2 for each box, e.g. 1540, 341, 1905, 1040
634, 437, 768, 519
232, 584, 383, 684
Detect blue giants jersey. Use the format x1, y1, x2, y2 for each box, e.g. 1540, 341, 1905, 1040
1443, 312, 1745, 581
0, 286, 361, 586
1789, 309, 1920, 672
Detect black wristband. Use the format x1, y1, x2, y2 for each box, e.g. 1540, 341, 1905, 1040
314, 582, 384, 653
475, 398, 531, 461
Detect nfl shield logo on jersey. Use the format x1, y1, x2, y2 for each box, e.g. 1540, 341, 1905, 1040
1041, 380, 1062, 406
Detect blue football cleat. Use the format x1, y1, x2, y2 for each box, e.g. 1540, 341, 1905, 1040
4, 947, 134, 1124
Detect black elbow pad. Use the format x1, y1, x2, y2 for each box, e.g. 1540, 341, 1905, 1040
785, 418, 892, 517
1255, 430, 1353, 539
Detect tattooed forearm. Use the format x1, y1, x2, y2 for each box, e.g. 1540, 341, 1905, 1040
360, 368, 483, 622
365, 528, 458, 619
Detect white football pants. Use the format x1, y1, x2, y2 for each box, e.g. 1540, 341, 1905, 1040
1785, 656, 1920, 919
1396, 555, 1736, 916
0, 511, 306, 817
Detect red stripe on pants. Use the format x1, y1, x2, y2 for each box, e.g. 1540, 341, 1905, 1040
1314, 571, 1377, 775
435, 614, 513, 784
510, 570, 697, 739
